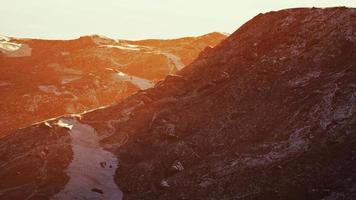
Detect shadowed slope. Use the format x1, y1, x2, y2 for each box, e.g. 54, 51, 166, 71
0, 7, 355, 200
82, 7, 355, 199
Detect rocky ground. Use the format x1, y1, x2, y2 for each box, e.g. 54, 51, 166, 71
88, 7, 355, 199
0, 122, 72, 199
0, 32, 226, 137
0, 7, 355, 200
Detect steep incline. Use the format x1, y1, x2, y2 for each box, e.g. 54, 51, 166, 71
0, 7, 355, 200
0, 33, 226, 137
82, 7, 355, 199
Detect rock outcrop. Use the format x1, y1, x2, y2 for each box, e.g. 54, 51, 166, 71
0, 7, 355, 200
93, 7, 355, 199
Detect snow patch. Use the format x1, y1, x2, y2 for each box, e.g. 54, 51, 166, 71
56, 119, 73, 130
103, 44, 141, 51
0, 38, 32, 57
90, 35, 114, 45
44, 121, 52, 128
118, 72, 126, 77
0, 42, 21, 51
0, 35, 10, 42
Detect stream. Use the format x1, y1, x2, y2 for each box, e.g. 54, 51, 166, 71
52, 118, 122, 200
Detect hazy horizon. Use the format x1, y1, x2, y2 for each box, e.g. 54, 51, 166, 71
1, 0, 355, 40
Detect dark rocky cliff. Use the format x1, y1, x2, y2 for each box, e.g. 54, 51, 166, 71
0, 7, 355, 200
90, 7, 355, 199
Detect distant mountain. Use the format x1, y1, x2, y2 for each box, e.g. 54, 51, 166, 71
0, 32, 227, 136
0, 7, 355, 200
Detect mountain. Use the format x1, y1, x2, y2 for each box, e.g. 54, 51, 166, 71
1, 7, 356, 200
0, 32, 227, 137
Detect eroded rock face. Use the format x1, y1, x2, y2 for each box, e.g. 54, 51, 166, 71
0, 7, 355, 200
0, 122, 72, 199
82, 7, 354, 199
0, 32, 226, 137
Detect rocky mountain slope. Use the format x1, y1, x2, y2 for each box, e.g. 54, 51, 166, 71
0, 32, 226, 137
0, 7, 355, 200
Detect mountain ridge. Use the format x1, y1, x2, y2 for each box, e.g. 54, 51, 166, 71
88, 7, 356, 199
0, 7, 355, 200
0, 32, 226, 137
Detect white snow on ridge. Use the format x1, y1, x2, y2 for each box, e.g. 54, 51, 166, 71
220, 32, 230, 36
0, 35, 10, 42
90, 35, 114, 45
103, 44, 141, 51
0, 37, 32, 57
0, 41, 21, 51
